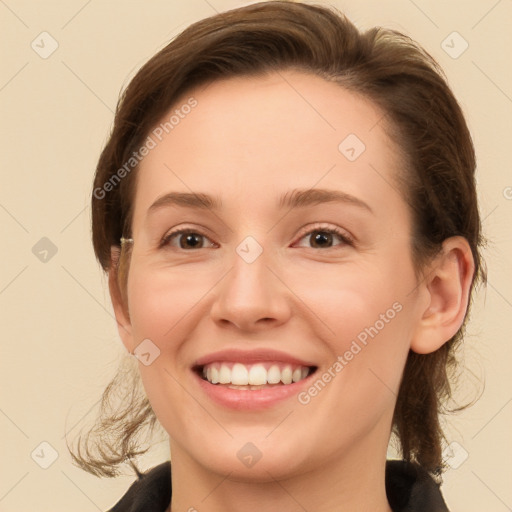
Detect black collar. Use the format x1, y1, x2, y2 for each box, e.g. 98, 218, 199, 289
108, 460, 450, 512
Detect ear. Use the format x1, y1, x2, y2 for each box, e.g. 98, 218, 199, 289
109, 245, 134, 354
410, 236, 475, 354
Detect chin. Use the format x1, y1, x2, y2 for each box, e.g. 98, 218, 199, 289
208, 456, 305, 483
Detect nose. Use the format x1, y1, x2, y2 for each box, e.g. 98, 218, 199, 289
209, 245, 292, 332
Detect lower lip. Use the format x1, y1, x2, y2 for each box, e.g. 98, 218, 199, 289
193, 370, 316, 410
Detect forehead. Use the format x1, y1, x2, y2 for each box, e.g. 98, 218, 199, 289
132, 70, 406, 220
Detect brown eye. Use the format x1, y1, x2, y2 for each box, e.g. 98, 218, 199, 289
161, 229, 216, 250
178, 232, 204, 249
309, 231, 334, 248
294, 225, 353, 249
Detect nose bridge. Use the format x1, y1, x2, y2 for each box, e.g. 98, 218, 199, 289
233, 235, 270, 292
210, 234, 289, 329
228, 234, 275, 305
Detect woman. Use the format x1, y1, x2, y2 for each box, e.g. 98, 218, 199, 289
69, 1, 486, 511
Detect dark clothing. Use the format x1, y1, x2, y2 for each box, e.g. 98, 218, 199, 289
108, 460, 449, 512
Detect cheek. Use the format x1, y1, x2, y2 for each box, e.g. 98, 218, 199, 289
127, 266, 207, 430
127, 263, 209, 339
291, 262, 408, 342
293, 264, 413, 401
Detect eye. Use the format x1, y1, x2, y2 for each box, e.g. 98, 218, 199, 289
293, 223, 354, 249
159, 223, 353, 251
160, 228, 217, 250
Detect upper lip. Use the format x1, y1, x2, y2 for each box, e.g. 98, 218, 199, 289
193, 348, 317, 368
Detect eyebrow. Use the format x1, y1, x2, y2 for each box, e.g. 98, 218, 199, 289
147, 188, 373, 215
279, 188, 373, 213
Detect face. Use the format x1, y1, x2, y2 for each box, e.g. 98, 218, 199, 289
118, 70, 429, 481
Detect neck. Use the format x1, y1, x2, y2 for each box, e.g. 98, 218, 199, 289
168, 433, 393, 512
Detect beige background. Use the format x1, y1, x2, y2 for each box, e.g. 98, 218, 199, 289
1, 0, 511, 510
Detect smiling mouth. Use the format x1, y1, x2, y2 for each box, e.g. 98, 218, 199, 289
193, 362, 318, 390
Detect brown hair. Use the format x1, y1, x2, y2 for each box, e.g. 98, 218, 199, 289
69, 0, 486, 478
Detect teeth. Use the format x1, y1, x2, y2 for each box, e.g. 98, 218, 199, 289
248, 364, 267, 385
219, 364, 231, 384
267, 365, 281, 384
231, 363, 249, 385
201, 362, 312, 386
281, 366, 292, 385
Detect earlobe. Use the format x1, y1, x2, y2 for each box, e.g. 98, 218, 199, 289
410, 236, 475, 354
109, 245, 133, 353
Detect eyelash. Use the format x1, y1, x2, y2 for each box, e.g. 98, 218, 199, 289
159, 223, 354, 251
